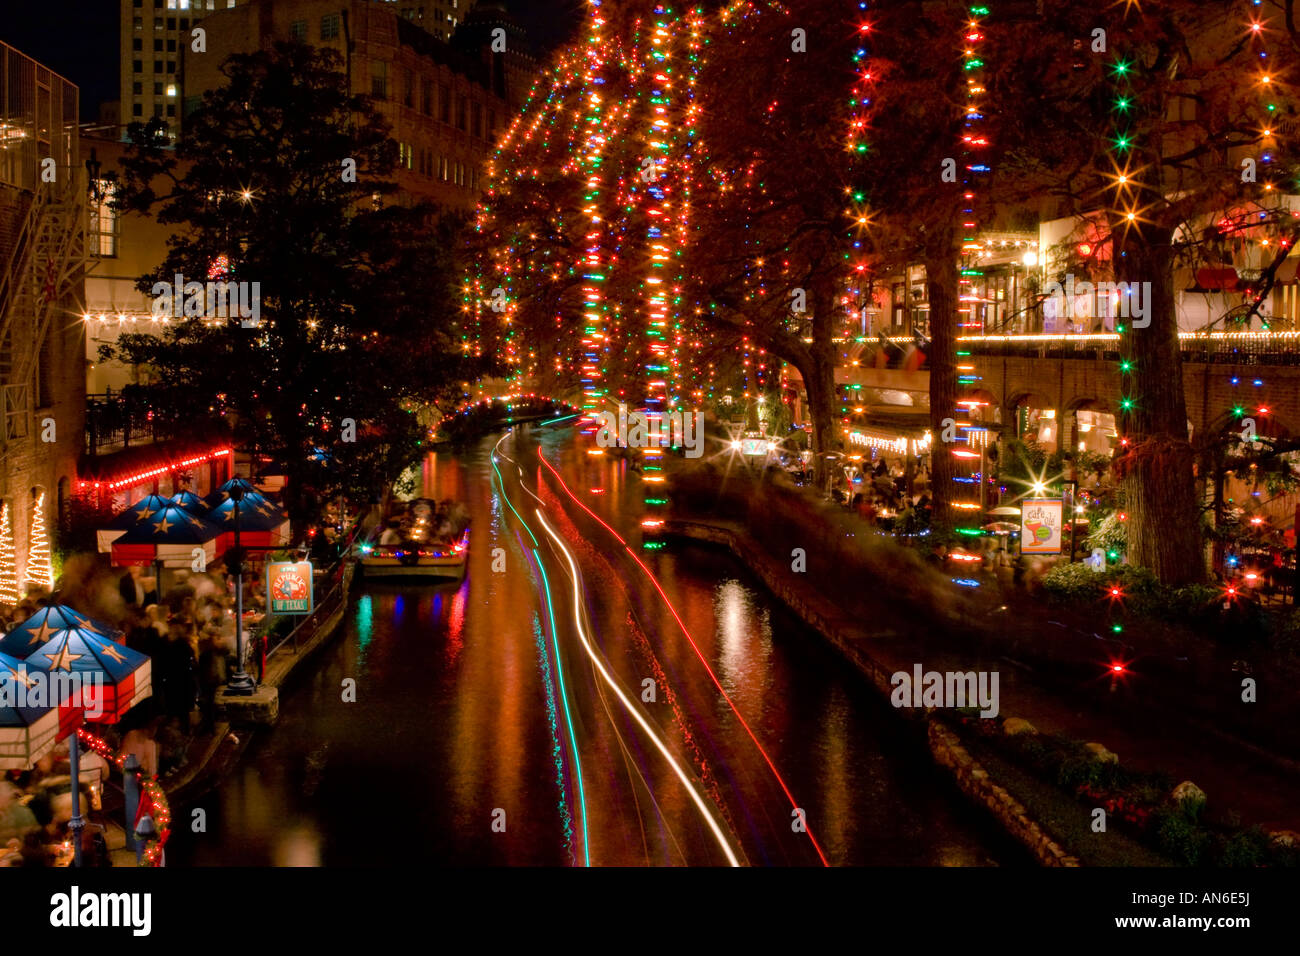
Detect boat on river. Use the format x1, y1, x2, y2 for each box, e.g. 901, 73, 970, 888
355, 498, 469, 579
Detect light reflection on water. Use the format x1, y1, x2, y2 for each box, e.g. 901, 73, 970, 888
168, 434, 1020, 867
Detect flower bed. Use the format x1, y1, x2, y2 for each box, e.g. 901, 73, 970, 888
951, 712, 1299, 867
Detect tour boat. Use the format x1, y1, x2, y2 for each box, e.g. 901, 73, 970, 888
355, 498, 469, 579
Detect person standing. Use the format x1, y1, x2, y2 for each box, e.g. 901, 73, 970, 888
118, 565, 158, 609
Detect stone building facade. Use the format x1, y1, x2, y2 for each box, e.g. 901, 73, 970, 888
0, 41, 87, 595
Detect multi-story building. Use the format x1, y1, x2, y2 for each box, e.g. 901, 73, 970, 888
118, 0, 239, 141
0, 41, 87, 597
183, 0, 531, 210
396, 0, 478, 42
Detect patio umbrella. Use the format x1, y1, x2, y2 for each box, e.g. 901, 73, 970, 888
0, 605, 122, 659
207, 493, 291, 550
0, 650, 82, 770
169, 490, 209, 515
26, 626, 151, 724
982, 521, 1020, 535
987, 506, 1022, 517
110, 504, 225, 569
204, 477, 259, 509
96, 493, 176, 553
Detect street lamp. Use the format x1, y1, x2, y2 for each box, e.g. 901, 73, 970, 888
225, 485, 256, 696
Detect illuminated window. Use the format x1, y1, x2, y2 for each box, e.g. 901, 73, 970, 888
89, 182, 119, 258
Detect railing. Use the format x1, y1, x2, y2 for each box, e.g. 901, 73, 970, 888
951, 331, 1300, 365
84, 389, 167, 454
264, 524, 363, 663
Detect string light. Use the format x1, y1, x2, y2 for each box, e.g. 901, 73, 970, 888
77, 728, 171, 866
0, 502, 18, 605
24, 492, 53, 591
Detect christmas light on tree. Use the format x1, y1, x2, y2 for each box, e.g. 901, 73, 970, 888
0, 501, 18, 605
24, 492, 53, 592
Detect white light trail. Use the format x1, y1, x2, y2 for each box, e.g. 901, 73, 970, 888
534, 508, 741, 867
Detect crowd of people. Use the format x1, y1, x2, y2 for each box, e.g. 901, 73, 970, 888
377, 498, 470, 548
0, 564, 268, 866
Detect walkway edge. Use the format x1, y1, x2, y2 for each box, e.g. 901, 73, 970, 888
162, 563, 356, 807
660, 518, 1079, 867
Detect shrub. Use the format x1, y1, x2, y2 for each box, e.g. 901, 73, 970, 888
1217, 827, 1272, 868
1152, 805, 1211, 865
1042, 560, 1106, 602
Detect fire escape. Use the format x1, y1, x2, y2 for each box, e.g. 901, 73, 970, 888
0, 175, 87, 485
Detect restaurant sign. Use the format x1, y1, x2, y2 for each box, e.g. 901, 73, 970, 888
1021, 499, 1063, 555
266, 560, 314, 615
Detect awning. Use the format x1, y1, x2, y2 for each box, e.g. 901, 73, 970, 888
1192, 267, 1240, 292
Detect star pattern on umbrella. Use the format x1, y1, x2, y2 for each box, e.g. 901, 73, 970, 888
155, 515, 174, 534
188, 515, 206, 528
25, 619, 59, 646
98, 642, 127, 664
5, 665, 33, 689
43, 645, 83, 671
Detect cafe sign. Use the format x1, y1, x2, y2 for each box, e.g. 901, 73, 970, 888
1021, 499, 1063, 555
266, 560, 314, 615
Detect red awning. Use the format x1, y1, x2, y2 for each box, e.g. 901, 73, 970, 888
1195, 267, 1240, 291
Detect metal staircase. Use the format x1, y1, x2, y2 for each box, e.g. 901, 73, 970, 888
0, 175, 86, 484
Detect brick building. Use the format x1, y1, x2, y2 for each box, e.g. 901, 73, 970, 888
0, 41, 87, 597
183, 0, 531, 210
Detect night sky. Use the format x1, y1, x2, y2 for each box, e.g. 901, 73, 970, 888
0, 0, 582, 122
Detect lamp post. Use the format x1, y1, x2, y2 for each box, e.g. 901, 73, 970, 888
226, 485, 256, 696
68, 155, 105, 868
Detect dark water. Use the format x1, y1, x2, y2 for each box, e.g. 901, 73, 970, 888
169, 427, 1022, 866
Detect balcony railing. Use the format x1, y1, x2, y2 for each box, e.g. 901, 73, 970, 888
84, 388, 168, 455
949, 331, 1300, 365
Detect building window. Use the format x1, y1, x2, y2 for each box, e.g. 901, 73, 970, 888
167, 104, 176, 117
489, 109, 497, 135
134, 0, 142, 6
153, 103, 163, 118
370, 61, 388, 99
404, 71, 414, 108
421, 79, 432, 115
154, 60, 163, 72
290, 19, 307, 40
133, 38, 143, 51
133, 81, 143, 94
153, 39, 163, 51
472, 102, 482, 138
134, 16, 143, 31
321, 13, 341, 40
133, 103, 143, 117
133, 60, 143, 73
167, 39, 177, 52
166, 17, 176, 29
166, 62, 176, 74
154, 82, 163, 95
456, 95, 467, 131
439, 84, 450, 123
